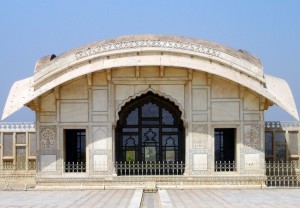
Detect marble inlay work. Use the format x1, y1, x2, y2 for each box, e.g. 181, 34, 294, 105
244, 125, 260, 149
192, 125, 208, 149
40, 126, 56, 149
74, 39, 221, 60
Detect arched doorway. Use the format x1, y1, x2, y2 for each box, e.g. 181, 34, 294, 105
116, 92, 185, 175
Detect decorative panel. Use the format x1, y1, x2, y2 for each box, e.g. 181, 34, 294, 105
192, 71, 206, 85
140, 66, 159, 77
92, 115, 108, 123
93, 72, 107, 86
92, 89, 108, 112
40, 126, 56, 149
60, 78, 88, 99
189, 149, 213, 175
192, 114, 208, 122
92, 126, 108, 149
164, 67, 187, 77
93, 155, 108, 171
244, 154, 260, 170
116, 85, 135, 102
89, 149, 112, 174
40, 115, 57, 123
211, 77, 239, 98
3, 133, 13, 157
244, 125, 260, 149
211, 101, 240, 121
40, 155, 57, 171
29, 133, 37, 156
243, 92, 259, 111
192, 125, 208, 149
112, 67, 135, 78
244, 113, 260, 121
60, 102, 88, 122
159, 85, 185, 108
193, 154, 207, 171
192, 88, 207, 111
16, 133, 26, 144
40, 93, 56, 112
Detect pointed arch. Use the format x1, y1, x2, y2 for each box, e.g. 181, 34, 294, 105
116, 88, 185, 121
115, 91, 185, 175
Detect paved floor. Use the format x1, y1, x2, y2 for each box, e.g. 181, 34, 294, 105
0, 189, 300, 207
166, 189, 300, 208
0, 190, 136, 208
142, 192, 160, 208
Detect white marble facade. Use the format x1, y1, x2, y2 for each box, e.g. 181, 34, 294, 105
2, 35, 299, 187
35, 67, 266, 176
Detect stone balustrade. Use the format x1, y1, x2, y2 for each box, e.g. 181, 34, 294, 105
0, 122, 35, 132
1, 121, 299, 132
265, 121, 300, 130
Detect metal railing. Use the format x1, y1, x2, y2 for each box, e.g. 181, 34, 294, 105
115, 161, 185, 176
214, 161, 236, 172
2, 161, 300, 188
0, 162, 36, 190
265, 161, 300, 187
0, 162, 36, 171
64, 162, 86, 173
0, 122, 35, 131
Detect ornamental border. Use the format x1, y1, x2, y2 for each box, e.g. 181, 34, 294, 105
74, 39, 221, 60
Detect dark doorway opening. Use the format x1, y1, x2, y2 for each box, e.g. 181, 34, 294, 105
214, 128, 235, 171
64, 129, 86, 172
116, 92, 185, 175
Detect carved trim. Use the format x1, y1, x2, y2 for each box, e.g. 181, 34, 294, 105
192, 124, 208, 149
243, 125, 260, 149
74, 39, 221, 60
116, 88, 185, 121
0, 122, 35, 131
40, 126, 56, 150
265, 121, 300, 130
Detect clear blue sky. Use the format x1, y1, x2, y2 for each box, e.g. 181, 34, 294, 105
1, 1, 299, 122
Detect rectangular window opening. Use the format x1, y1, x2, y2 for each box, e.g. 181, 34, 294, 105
64, 129, 86, 172
214, 128, 236, 172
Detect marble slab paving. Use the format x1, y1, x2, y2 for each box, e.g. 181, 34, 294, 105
0, 190, 136, 208
166, 189, 300, 208
1, 189, 300, 208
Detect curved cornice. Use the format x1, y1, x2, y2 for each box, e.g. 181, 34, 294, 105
33, 34, 264, 89
2, 35, 298, 121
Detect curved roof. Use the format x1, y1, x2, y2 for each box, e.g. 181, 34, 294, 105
2, 34, 299, 120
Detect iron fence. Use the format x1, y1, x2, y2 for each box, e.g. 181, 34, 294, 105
64, 162, 86, 173
265, 161, 300, 187
116, 161, 185, 176
116, 161, 236, 175
214, 161, 236, 172
0, 162, 36, 190
1, 161, 300, 188
0, 162, 36, 171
